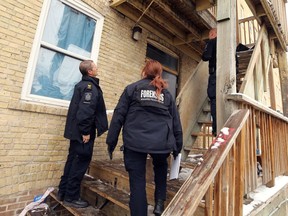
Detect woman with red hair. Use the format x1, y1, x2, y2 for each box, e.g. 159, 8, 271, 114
106, 60, 183, 216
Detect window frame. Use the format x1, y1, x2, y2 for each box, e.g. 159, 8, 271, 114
21, 0, 104, 107
146, 41, 179, 99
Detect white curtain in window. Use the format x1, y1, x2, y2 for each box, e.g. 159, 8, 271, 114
31, 0, 96, 100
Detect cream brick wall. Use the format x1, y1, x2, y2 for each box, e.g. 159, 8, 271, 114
0, 0, 197, 214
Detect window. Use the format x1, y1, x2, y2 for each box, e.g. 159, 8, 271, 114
146, 43, 179, 99
22, 0, 104, 106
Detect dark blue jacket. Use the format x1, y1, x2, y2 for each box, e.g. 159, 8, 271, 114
64, 76, 108, 143
106, 78, 183, 154
202, 38, 217, 99
202, 38, 217, 70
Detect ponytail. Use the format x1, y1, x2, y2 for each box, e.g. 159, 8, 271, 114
150, 75, 167, 98
142, 60, 168, 99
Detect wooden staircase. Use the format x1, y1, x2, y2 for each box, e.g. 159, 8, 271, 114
182, 98, 214, 159
48, 158, 184, 216
177, 48, 254, 172
236, 48, 254, 92
182, 47, 254, 161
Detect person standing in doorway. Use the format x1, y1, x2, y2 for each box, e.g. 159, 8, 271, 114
57, 60, 108, 208
106, 60, 183, 216
202, 28, 217, 136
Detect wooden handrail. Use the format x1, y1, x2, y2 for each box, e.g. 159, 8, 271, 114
176, 61, 209, 156
239, 16, 256, 23
163, 109, 249, 215
227, 93, 288, 123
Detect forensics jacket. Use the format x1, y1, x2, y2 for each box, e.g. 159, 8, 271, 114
106, 78, 183, 154
64, 76, 108, 143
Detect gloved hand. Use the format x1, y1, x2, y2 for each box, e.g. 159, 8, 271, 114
107, 145, 115, 160
172, 151, 179, 160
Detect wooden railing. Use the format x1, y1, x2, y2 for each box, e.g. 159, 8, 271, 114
228, 93, 288, 190
163, 109, 249, 215
238, 0, 288, 48
163, 94, 288, 215
238, 16, 260, 47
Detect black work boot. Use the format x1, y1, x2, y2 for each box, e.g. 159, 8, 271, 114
63, 198, 88, 208
153, 199, 165, 216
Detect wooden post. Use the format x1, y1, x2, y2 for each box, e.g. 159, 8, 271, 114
216, 0, 238, 133
234, 124, 245, 216
278, 50, 288, 117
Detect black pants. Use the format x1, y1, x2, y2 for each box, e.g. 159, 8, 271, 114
207, 72, 217, 134
209, 97, 216, 133
58, 139, 94, 200
124, 148, 170, 216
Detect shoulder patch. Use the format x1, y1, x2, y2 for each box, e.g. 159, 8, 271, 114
87, 83, 92, 90
84, 92, 92, 103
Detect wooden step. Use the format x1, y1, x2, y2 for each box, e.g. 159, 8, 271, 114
197, 119, 212, 125
191, 132, 214, 137
236, 49, 253, 57
180, 161, 197, 169
237, 72, 246, 76
49, 190, 107, 216
183, 147, 209, 154
82, 177, 130, 211
88, 160, 183, 208
202, 106, 211, 112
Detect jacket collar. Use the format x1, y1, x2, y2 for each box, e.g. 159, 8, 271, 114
82, 75, 100, 86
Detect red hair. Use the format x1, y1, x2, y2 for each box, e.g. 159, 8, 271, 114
141, 60, 168, 98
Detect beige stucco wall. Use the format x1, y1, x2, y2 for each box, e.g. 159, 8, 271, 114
0, 0, 197, 214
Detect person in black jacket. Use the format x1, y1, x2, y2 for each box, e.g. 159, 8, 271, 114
106, 60, 183, 216
202, 28, 217, 136
57, 60, 108, 208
